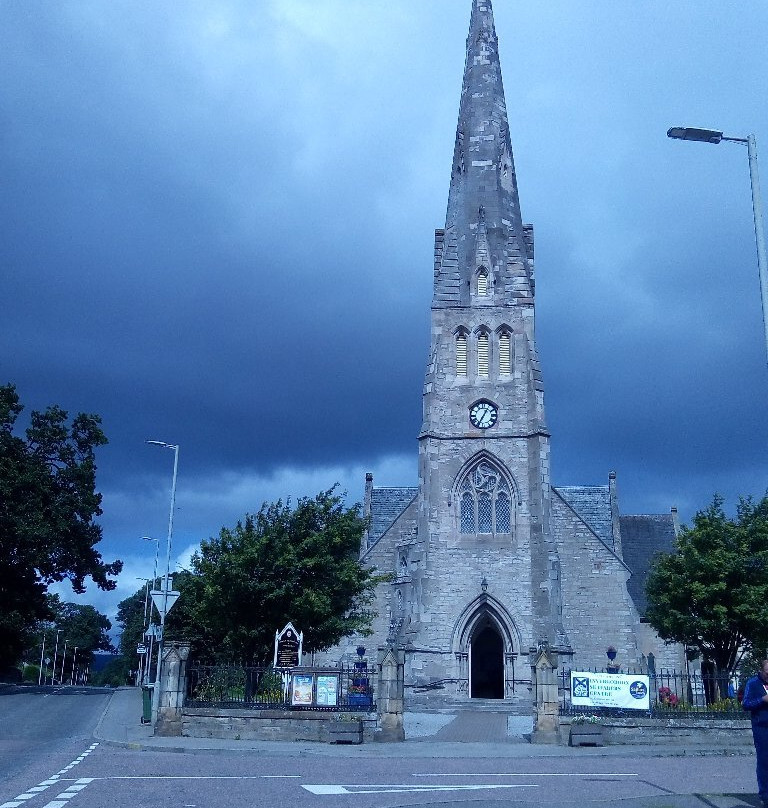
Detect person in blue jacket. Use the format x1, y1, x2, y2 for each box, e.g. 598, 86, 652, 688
743, 660, 768, 806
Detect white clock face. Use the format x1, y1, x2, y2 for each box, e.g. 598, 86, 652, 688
469, 401, 498, 429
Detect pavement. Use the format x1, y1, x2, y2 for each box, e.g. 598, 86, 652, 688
93, 686, 757, 760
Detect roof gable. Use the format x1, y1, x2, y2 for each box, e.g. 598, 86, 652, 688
368, 487, 418, 547
620, 514, 677, 615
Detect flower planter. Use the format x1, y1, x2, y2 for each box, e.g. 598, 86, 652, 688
569, 725, 604, 747
329, 720, 363, 744
347, 693, 372, 708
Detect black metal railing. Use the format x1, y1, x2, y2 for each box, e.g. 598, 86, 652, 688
558, 667, 747, 720
185, 663, 375, 711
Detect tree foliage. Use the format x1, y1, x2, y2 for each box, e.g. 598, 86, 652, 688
645, 494, 768, 676
166, 488, 388, 662
0, 384, 122, 667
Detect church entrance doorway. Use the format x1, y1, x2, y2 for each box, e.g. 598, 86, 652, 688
470, 624, 504, 699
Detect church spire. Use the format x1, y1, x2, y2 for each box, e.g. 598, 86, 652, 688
436, 0, 532, 306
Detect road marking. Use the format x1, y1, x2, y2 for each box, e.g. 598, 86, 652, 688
97, 776, 301, 780
0, 746, 97, 808
413, 772, 639, 777
302, 784, 539, 795
42, 779, 95, 808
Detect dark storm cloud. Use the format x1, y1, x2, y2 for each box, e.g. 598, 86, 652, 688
3, 0, 768, 618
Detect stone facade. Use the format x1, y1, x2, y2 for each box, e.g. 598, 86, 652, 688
318, 0, 684, 705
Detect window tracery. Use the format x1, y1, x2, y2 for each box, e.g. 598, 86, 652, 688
458, 460, 513, 535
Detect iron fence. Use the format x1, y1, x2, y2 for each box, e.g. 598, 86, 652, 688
186, 663, 376, 711
559, 667, 747, 720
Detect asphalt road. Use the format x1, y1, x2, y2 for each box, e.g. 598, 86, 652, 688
0, 689, 762, 808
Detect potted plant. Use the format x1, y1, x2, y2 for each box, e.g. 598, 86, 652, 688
569, 715, 604, 747
328, 714, 363, 744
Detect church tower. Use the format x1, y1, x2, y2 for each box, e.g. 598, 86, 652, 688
395, 0, 570, 700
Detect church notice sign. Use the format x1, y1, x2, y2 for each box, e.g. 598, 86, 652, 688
571, 671, 650, 710
274, 622, 303, 668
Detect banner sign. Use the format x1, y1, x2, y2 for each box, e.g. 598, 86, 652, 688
570, 671, 650, 710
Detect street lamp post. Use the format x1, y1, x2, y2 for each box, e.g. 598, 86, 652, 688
59, 639, 68, 685
38, 631, 47, 686
141, 536, 161, 685
146, 440, 180, 722
136, 576, 152, 686
70, 647, 78, 685
51, 629, 62, 686
667, 126, 768, 367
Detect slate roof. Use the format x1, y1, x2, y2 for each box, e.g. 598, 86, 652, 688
368, 487, 418, 547
620, 514, 677, 616
555, 485, 613, 548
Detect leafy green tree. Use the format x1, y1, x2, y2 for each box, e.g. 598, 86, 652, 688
645, 494, 768, 680
0, 384, 122, 668
25, 597, 114, 680
166, 488, 388, 662
116, 586, 150, 663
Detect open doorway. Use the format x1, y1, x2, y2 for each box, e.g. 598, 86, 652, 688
470, 624, 504, 698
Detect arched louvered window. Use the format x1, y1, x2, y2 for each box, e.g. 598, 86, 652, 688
477, 333, 489, 377
499, 332, 511, 375
477, 269, 489, 296
456, 333, 468, 377
458, 460, 514, 535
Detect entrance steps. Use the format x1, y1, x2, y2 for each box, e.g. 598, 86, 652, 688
404, 709, 534, 743
406, 694, 533, 715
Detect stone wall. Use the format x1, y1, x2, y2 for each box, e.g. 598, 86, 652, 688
182, 708, 378, 743
554, 494, 641, 668
563, 717, 752, 747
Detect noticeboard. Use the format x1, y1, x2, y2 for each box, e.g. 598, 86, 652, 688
316, 675, 339, 706
291, 674, 314, 706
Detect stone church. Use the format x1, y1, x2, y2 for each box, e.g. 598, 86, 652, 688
323, 0, 683, 705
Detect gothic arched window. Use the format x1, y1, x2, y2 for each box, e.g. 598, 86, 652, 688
456, 332, 468, 377
477, 268, 489, 296
458, 460, 514, 535
499, 331, 511, 375
477, 332, 489, 377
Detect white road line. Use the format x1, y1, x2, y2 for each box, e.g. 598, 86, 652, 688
97, 776, 300, 780
0, 747, 97, 808
302, 784, 539, 795
413, 772, 639, 777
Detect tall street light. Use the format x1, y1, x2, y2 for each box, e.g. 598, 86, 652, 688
146, 440, 180, 722
70, 647, 78, 685
136, 576, 151, 686
51, 629, 62, 686
59, 639, 68, 685
141, 535, 161, 685
667, 126, 768, 367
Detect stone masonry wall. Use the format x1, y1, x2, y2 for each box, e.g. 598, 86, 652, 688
553, 494, 641, 668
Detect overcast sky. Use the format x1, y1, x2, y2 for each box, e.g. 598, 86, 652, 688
3, 0, 768, 628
